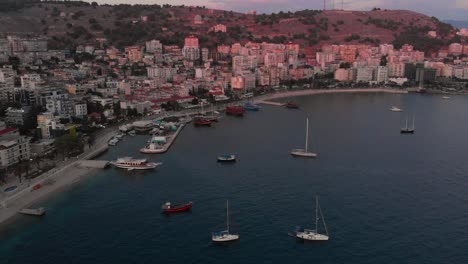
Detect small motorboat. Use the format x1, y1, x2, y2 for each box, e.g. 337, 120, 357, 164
442, 96, 450, 99
390, 106, 402, 112
244, 102, 260, 111
162, 201, 193, 213
217, 154, 237, 162
194, 118, 212, 126
285, 101, 299, 109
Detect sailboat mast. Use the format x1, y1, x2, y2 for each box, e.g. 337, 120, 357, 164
405, 118, 408, 130
319, 202, 329, 236
412, 115, 415, 130
226, 200, 229, 233
315, 196, 319, 234
305, 118, 309, 152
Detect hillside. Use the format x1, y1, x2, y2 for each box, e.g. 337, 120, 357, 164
0, 1, 459, 53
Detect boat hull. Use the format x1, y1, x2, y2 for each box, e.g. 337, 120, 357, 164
400, 130, 415, 134
290, 150, 318, 158
225, 106, 245, 116
162, 202, 193, 213
139, 148, 166, 154
217, 158, 236, 162
110, 162, 162, 170
296, 231, 329, 241
212, 234, 239, 242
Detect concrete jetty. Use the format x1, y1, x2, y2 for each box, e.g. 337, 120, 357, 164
256, 100, 285, 106
145, 122, 185, 154
78, 160, 110, 169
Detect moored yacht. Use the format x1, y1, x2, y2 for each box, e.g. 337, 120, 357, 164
291, 118, 317, 158
295, 196, 329, 241
212, 200, 239, 243
390, 106, 403, 112
110, 157, 162, 170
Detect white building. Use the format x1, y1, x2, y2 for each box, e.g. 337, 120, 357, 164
145, 39, 163, 54
75, 103, 88, 117
20, 74, 41, 89
374, 66, 389, 83
0, 128, 30, 168
356, 67, 374, 82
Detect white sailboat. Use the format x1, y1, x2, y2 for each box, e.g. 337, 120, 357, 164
212, 200, 239, 242
400, 115, 415, 134
291, 118, 317, 158
296, 196, 329, 241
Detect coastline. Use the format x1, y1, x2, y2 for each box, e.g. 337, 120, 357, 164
254, 88, 408, 102
0, 128, 117, 227
0, 88, 407, 228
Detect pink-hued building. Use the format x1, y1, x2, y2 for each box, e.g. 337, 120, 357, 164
231, 76, 245, 91
125, 46, 143, 63
449, 43, 463, 55
184, 36, 199, 48
285, 42, 300, 54
334, 68, 350, 81
211, 24, 227, 33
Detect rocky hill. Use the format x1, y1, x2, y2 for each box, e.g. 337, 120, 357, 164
0, 1, 459, 53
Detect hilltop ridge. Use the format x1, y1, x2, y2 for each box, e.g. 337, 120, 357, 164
0, 2, 458, 53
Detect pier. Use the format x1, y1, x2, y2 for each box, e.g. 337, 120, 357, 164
256, 100, 285, 106
78, 160, 110, 169
154, 122, 186, 154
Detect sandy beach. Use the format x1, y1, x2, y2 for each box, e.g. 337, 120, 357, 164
0, 128, 117, 226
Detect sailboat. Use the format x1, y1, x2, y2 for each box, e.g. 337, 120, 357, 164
291, 118, 317, 158
400, 116, 415, 134
212, 200, 239, 243
295, 196, 329, 241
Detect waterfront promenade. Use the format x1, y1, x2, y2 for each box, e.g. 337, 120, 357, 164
0, 128, 117, 226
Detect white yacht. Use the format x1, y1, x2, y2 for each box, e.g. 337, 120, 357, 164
291, 118, 317, 158
110, 157, 162, 170
295, 196, 329, 241
212, 200, 239, 243
390, 106, 403, 112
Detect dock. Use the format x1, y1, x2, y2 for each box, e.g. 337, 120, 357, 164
146, 122, 185, 154
19, 207, 46, 216
78, 160, 110, 169
256, 100, 285, 106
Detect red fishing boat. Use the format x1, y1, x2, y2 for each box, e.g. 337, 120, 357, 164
161, 201, 193, 213
285, 101, 299, 109
194, 118, 212, 126
225, 106, 245, 116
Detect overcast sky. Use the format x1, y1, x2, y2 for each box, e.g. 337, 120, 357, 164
90, 0, 468, 20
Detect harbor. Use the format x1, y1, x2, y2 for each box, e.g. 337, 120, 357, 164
2, 93, 467, 264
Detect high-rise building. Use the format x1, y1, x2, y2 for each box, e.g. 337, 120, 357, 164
145, 40, 163, 54
0, 128, 30, 168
